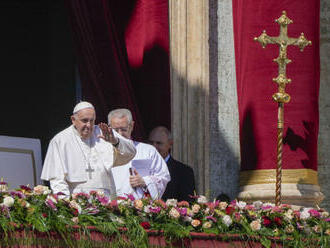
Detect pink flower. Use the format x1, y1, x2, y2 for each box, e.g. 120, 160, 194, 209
125, 194, 135, 201
177, 201, 190, 208
206, 216, 217, 222
308, 209, 321, 218
45, 198, 57, 211
149, 206, 161, 214
177, 207, 187, 216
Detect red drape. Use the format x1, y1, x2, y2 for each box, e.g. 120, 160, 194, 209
66, 0, 170, 140
232, 0, 320, 171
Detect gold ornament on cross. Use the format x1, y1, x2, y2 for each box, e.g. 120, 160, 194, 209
254, 11, 311, 206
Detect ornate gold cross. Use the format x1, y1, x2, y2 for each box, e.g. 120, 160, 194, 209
254, 11, 311, 205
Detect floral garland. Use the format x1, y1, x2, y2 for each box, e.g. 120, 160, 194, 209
0, 182, 329, 248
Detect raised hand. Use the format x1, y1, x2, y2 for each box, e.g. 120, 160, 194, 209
98, 122, 118, 145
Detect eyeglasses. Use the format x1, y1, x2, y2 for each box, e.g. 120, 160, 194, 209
111, 126, 130, 133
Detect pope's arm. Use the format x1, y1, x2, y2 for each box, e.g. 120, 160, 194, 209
40, 139, 71, 195
112, 131, 136, 166
98, 122, 136, 166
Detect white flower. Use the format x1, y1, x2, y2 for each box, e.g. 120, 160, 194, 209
169, 208, 180, 219
2, 196, 15, 207
250, 219, 261, 231
300, 209, 311, 220
284, 209, 293, 220
253, 201, 263, 209
197, 195, 208, 204
96, 190, 105, 197
69, 200, 82, 214
183, 216, 192, 222
222, 215, 232, 227
143, 205, 151, 213
237, 201, 247, 210
166, 199, 177, 207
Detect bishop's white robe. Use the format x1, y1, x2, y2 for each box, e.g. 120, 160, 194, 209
41, 125, 136, 198
111, 141, 170, 200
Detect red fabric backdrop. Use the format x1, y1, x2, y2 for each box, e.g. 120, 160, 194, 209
66, 0, 170, 140
232, 0, 320, 171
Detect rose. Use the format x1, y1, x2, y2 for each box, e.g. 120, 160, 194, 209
274, 217, 282, 226
169, 208, 180, 219
253, 201, 263, 209
202, 221, 212, 229
191, 219, 201, 227
262, 216, 271, 226
140, 222, 151, 229
134, 199, 144, 210
192, 204, 201, 214
33, 185, 51, 195
250, 220, 261, 231
222, 215, 232, 227
219, 201, 228, 210
177, 201, 189, 208
3, 196, 15, 207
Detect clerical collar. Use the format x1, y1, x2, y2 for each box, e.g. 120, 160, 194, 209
164, 154, 170, 163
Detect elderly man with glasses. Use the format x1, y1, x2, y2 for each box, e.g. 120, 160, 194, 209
108, 108, 170, 200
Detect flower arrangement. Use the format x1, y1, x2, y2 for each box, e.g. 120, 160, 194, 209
0, 182, 329, 248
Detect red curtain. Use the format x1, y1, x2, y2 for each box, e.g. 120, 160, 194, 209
66, 0, 170, 140
232, 0, 320, 171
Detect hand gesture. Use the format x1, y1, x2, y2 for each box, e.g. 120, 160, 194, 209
98, 122, 118, 145
129, 169, 146, 188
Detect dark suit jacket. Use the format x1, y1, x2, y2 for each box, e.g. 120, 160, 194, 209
162, 156, 195, 202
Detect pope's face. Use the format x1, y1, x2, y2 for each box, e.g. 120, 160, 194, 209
109, 116, 134, 139
71, 108, 96, 139
148, 131, 172, 159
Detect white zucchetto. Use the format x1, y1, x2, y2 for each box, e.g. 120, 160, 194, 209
73, 101, 95, 114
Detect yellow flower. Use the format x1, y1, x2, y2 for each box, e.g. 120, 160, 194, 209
134, 199, 143, 210
202, 221, 212, 229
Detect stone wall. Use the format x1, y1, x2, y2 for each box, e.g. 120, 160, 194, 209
319, 0, 330, 211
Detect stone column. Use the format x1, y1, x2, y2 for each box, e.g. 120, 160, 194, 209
169, 0, 241, 199
169, 0, 210, 194
319, 0, 330, 211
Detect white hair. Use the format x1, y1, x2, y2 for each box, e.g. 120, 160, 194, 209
108, 108, 133, 124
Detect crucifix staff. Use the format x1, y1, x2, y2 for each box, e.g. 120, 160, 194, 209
254, 11, 311, 206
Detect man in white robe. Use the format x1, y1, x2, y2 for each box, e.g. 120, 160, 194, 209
108, 108, 170, 200
41, 102, 136, 198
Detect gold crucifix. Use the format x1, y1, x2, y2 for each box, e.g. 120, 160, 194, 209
254, 11, 311, 206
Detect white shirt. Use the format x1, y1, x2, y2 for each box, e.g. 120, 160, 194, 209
111, 141, 170, 200
41, 125, 136, 198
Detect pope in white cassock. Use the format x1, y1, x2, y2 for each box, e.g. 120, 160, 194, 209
108, 108, 170, 200
41, 102, 136, 198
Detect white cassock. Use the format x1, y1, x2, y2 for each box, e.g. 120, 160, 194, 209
41, 125, 136, 198
111, 142, 170, 200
